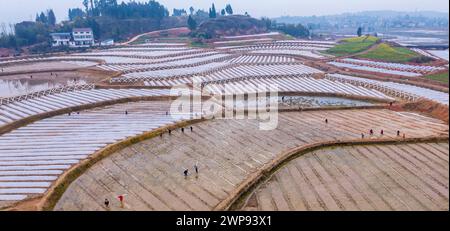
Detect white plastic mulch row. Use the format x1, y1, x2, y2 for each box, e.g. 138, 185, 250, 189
275, 40, 337, 45
226, 55, 296, 64
131, 42, 188, 47
328, 61, 423, 77
222, 32, 280, 39
214, 38, 273, 44
109, 47, 191, 51
340, 58, 445, 73
205, 64, 322, 82
204, 76, 392, 100
233, 45, 330, 51
60, 61, 98, 67
141, 64, 322, 87
74, 50, 196, 58
122, 62, 230, 79
0, 56, 103, 66
250, 50, 327, 59
0, 89, 172, 126
327, 74, 449, 105
0, 101, 194, 201
99, 53, 232, 72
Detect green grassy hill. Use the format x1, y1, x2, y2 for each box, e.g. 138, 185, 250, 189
325, 36, 380, 56
357, 43, 423, 63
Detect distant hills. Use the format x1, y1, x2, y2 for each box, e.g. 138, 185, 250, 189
273, 10, 449, 31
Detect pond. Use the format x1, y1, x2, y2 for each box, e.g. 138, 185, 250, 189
232, 95, 374, 109
0, 78, 87, 98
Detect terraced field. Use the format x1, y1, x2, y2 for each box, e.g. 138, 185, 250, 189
241, 142, 449, 211
54, 109, 448, 211
328, 58, 445, 77
0, 87, 173, 127
327, 74, 449, 105
204, 76, 392, 101
1, 34, 448, 212
0, 100, 202, 208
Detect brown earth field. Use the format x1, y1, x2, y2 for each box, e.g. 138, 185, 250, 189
52, 109, 448, 211
241, 142, 449, 211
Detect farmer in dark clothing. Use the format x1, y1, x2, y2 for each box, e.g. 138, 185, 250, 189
184, 169, 189, 177
370, 129, 374, 135
169, 129, 172, 135
397, 130, 401, 136
361, 133, 365, 139
194, 164, 199, 174
190, 127, 193, 132
104, 199, 110, 208
381, 130, 384, 135
125, 110, 128, 115
325, 119, 328, 124
181, 128, 185, 133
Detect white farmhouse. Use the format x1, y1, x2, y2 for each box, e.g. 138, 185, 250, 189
50, 33, 72, 47
72, 28, 95, 47
50, 28, 95, 48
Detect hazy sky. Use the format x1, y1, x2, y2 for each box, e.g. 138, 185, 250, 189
0, 0, 448, 25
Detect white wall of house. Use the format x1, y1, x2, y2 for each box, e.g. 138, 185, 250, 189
72, 29, 94, 47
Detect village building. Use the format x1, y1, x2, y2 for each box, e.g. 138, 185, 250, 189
50, 28, 95, 48
72, 28, 95, 47
50, 33, 72, 47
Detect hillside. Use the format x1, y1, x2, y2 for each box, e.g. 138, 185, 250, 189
325, 35, 380, 56
357, 43, 425, 63
193, 15, 268, 39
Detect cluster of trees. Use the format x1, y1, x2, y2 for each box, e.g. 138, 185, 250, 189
208, 3, 233, 18
276, 23, 310, 38
68, 8, 86, 21
187, 16, 197, 31
187, 3, 234, 32
0, 21, 53, 48
0, 9, 58, 49
35, 10, 57, 26
261, 17, 310, 38
77, 0, 169, 20
173, 8, 187, 16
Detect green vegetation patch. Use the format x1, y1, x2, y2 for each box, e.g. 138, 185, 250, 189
424, 71, 449, 84
325, 35, 380, 56
358, 43, 423, 63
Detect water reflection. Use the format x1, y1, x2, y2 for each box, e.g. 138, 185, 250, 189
0, 79, 87, 98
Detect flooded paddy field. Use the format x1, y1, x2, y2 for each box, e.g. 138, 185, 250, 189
0, 70, 108, 98
232, 95, 374, 111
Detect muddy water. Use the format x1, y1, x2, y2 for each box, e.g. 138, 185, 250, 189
278, 96, 373, 107
232, 95, 373, 109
